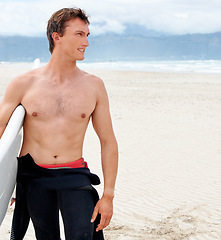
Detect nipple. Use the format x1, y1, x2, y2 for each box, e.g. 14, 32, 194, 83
81, 113, 86, 118
32, 112, 38, 117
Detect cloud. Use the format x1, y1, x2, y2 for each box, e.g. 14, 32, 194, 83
1, 0, 221, 36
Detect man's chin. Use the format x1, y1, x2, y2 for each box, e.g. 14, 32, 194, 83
77, 56, 85, 61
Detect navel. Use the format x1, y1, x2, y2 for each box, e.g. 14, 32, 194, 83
81, 113, 86, 118
32, 112, 38, 117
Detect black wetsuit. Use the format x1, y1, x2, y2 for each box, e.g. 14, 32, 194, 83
10, 154, 104, 240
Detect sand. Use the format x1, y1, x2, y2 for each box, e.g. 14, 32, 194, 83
0, 63, 221, 239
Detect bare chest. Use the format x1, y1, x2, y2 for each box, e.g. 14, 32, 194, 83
22, 85, 96, 120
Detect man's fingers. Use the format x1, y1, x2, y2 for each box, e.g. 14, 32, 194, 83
104, 219, 111, 228
91, 206, 99, 223
96, 216, 106, 232
96, 220, 111, 232
96, 215, 112, 231
10, 197, 16, 206
92, 198, 113, 231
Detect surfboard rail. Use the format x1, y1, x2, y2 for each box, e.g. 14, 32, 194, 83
0, 105, 25, 225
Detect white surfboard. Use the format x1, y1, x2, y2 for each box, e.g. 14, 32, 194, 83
0, 105, 25, 225
32, 58, 40, 70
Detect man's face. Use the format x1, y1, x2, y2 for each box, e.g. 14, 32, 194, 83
59, 18, 90, 61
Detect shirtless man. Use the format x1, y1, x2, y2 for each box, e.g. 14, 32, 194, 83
0, 8, 118, 240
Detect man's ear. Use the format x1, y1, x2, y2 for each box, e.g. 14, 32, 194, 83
52, 32, 61, 43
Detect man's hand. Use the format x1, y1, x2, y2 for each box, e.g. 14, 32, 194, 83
10, 197, 16, 206
91, 195, 113, 232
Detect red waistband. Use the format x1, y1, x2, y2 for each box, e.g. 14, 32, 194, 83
37, 158, 88, 169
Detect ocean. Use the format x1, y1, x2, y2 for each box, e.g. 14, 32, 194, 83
78, 60, 221, 73
1, 60, 221, 74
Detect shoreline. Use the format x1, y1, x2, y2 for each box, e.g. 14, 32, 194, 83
2, 59, 221, 74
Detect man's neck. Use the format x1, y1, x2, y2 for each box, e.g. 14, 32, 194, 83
49, 52, 78, 69
46, 54, 80, 82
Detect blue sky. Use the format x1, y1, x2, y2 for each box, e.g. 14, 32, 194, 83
1, 0, 221, 36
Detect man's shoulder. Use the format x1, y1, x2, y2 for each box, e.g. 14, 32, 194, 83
79, 71, 108, 102
3, 68, 43, 103
80, 70, 105, 88
10, 68, 45, 90
80, 70, 101, 81
11, 68, 43, 87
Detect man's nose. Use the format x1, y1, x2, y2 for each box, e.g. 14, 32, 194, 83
83, 37, 89, 47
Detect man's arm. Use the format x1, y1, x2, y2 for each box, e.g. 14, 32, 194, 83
90, 77, 118, 231
0, 76, 25, 137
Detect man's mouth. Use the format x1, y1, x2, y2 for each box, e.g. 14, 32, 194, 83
78, 48, 85, 53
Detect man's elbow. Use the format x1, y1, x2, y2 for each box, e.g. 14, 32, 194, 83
103, 137, 118, 157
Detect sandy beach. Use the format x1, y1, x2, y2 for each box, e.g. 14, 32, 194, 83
0, 63, 221, 239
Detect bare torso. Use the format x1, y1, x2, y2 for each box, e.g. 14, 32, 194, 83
20, 66, 97, 165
